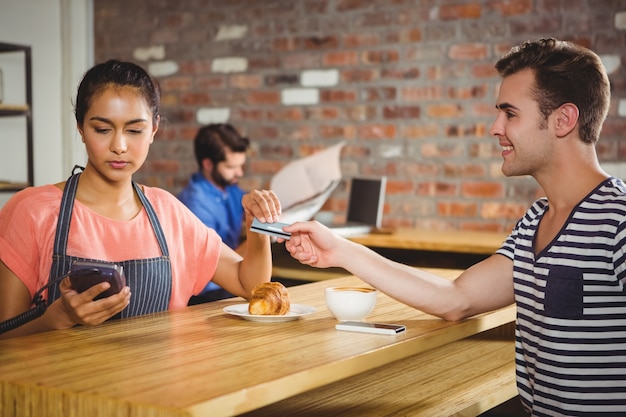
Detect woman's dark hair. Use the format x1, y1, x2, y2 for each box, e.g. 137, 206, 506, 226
74, 59, 160, 126
194, 124, 250, 169
495, 38, 610, 144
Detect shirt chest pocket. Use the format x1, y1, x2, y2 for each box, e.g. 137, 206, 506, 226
543, 266, 584, 319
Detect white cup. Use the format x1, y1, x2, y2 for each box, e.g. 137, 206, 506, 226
325, 286, 377, 321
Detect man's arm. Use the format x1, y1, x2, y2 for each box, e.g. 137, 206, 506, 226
284, 221, 515, 321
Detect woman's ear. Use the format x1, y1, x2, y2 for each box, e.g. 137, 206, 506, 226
151, 115, 160, 144
554, 103, 579, 138
77, 123, 85, 143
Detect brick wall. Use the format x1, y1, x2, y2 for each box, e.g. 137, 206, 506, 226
93, 0, 626, 232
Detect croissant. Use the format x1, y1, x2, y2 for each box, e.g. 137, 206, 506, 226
248, 282, 291, 315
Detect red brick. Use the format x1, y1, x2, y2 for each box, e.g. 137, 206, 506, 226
421, 143, 465, 158
344, 106, 378, 121
473, 103, 497, 118
341, 69, 379, 83
417, 182, 458, 197
443, 163, 487, 178
319, 124, 357, 140
248, 56, 281, 71
362, 49, 400, 64
469, 142, 502, 158
249, 160, 285, 175
258, 144, 294, 159
448, 43, 489, 60
253, 126, 280, 139
247, 91, 281, 105
265, 74, 299, 86
285, 125, 315, 141
353, 12, 399, 27
402, 86, 443, 101
381, 68, 420, 80
363, 87, 397, 101
160, 76, 193, 92
383, 105, 421, 119
229, 74, 263, 89
146, 159, 180, 174
160, 93, 179, 107
426, 104, 463, 118
437, 201, 478, 217
323, 51, 360, 66
385, 180, 414, 194
488, 0, 533, 16
426, 64, 468, 81
472, 63, 498, 78
320, 90, 358, 103
342, 33, 380, 48
462, 182, 504, 199
446, 123, 488, 137
272, 38, 296, 52
282, 53, 321, 69
162, 109, 195, 124
336, 0, 369, 11
358, 124, 397, 139
480, 202, 528, 220
448, 85, 488, 99
196, 76, 226, 90
303, 36, 340, 49
385, 28, 423, 43
266, 108, 304, 121
231, 109, 264, 122
403, 161, 440, 177
305, 107, 341, 120
179, 60, 213, 75
179, 126, 201, 141
180, 92, 210, 106
439, 3, 482, 20
403, 124, 440, 139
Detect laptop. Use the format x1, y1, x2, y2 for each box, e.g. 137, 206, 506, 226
320, 176, 387, 237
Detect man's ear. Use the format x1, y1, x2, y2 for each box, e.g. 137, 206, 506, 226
554, 103, 579, 138
201, 158, 214, 173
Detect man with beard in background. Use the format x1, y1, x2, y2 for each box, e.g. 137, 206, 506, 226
178, 123, 250, 302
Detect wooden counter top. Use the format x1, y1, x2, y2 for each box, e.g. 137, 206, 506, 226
0, 269, 515, 417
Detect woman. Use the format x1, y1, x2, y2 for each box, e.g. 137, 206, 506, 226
0, 60, 281, 339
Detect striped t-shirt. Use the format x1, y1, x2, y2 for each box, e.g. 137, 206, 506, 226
497, 177, 626, 416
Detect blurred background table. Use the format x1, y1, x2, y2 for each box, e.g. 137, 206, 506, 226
272, 227, 508, 283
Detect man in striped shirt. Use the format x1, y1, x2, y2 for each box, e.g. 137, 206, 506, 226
284, 38, 626, 416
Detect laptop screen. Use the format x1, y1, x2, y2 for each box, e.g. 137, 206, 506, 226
346, 176, 386, 228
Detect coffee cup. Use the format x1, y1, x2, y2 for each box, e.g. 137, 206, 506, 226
325, 286, 377, 321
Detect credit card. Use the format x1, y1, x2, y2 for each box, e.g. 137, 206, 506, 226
250, 218, 291, 240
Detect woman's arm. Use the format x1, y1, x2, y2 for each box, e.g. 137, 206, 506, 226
212, 190, 281, 298
0, 261, 131, 339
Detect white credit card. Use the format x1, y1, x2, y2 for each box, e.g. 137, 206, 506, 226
250, 218, 291, 240
335, 321, 406, 335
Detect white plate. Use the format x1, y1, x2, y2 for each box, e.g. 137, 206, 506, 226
223, 303, 317, 322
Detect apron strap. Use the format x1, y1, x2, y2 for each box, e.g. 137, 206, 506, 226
53, 172, 170, 258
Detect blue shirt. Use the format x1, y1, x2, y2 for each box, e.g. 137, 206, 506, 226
178, 172, 245, 295
177, 172, 245, 249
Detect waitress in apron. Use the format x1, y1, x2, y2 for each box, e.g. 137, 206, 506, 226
0, 60, 282, 339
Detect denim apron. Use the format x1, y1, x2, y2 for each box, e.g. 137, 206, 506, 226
46, 172, 172, 319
